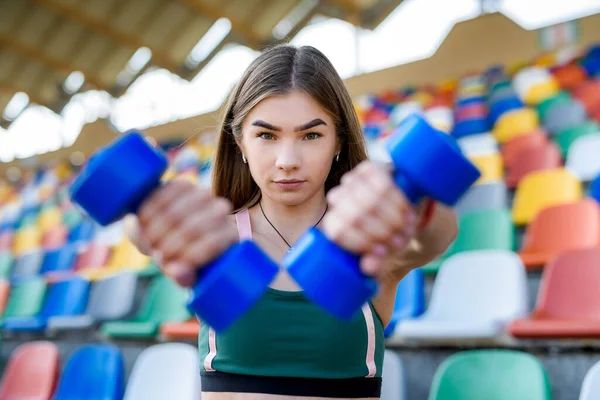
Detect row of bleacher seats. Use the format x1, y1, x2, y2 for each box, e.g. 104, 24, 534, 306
2, 340, 600, 399
0, 41, 599, 399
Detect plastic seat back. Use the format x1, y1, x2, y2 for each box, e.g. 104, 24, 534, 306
141, 275, 191, 323
0, 251, 14, 278
12, 226, 42, 255
501, 129, 548, 168
534, 248, 600, 319
519, 200, 600, 267
42, 278, 90, 322
39, 244, 77, 276
87, 271, 137, 321
428, 349, 551, 400
94, 220, 125, 246
457, 134, 498, 157
107, 239, 150, 269
0, 279, 10, 316
426, 250, 527, 323
37, 207, 62, 233
0, 341, 59, 399
2, 277, 47, 318
455, 182, 508, 215
573, 80, 600, 114
123, 343, 201, 400
75, 242, 111, 271
553, 64, 588, 90
53, 344, 125, 400
11, 249, 44, 280
42, 225, 68, 249
384, 269, 425, 337
566, 134, 600, 181
542, 98, 587, 135
0, 230, 13, 251
493, 108, 539, 143
68, 220, 96, 245
512, 168, 582, 225
505, 141, 562, 189
469, 153, 503, 184
580, 360, 600, 400
555, 121, 599, 158
381, 350, 405, 400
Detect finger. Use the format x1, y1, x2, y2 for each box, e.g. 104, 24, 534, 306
333, 196, 395, 246
360, 253, 386, 277
178, 228, 240, 269
163, 261, 197, 287
138, 180, 198, 225
142, 189, 216, 248
157, 199, 233, 263
324, 210, 390, 255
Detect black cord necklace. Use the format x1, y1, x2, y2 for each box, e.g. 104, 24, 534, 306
259, 201, 328, 250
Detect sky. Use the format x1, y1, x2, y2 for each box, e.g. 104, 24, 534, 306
1, 0, 600, 163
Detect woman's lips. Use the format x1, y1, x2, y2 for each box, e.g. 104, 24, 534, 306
274, 180, 305, 190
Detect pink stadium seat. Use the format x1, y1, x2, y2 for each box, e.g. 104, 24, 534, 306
505, 141, 562, 189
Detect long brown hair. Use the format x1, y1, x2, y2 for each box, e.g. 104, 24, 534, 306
212, 43, 368, 211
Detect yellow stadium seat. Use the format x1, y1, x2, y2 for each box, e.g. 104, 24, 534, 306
493, 108, 539, 143
523, 80, 560, 105
37, 208, 62, 232
512, 168, 582, 225
469, 153, 504, 184
12, 227, 42, 255
438, 78, 458, 93
535, 53, 556, 68
161, 168, 177, 183
409, 91, 433, 107
107, 239, 151, 269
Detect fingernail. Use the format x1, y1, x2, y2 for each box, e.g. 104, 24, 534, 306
392, 234, 407, 247
373, 244, 389, 256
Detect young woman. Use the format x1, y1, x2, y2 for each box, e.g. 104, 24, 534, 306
128, 44, 458, 399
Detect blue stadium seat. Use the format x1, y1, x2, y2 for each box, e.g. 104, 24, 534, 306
53, 344, 125, 400
68, 220, 96, 246
2, 277, 90, 332
384, 269, 425, 337
39, 244, 77, 276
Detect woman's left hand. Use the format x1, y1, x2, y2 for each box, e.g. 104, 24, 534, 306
323, 160, 421, 277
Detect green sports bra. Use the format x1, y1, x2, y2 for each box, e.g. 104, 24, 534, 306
198, 209, 386, 397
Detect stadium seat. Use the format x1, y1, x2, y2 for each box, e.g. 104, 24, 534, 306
94, 220, 125, 246
101, 275, 191, 338
0, 279, 10, 316
1, 278, 47, 321
0, 251, 13, 278
3, 277, 90, 332
518, 199, 600, 267
572, 80, 600, 115
48, 271, 137, 330
106, 239, 150, 270
123, 343, 201, 400
543, 97, 587, 134
12, 226, 42, 255
493, 108, 540, 143
428, 349, 551, 399
537, 91, 571, 122
17, 208, 39, 230
454, 181, 508, 215
553, 64, 588, 90
505, 141, 562, 189
41, 224, 68, 249
511, 168, 582, 225
68, 220, 96, 246
39, 244, 77, 277
160, 318, 201, 340
383, 269, 425, 337
62, 208, 82, 228
423, 209, 514, 273
457, 133, 498, 156
381, 350, 405, 400
469, 153, 503, 184
11, 249, 44, 280
501, 128, 548, 166
0, 341, 60, 400
555, 121, 600, 158
509, 248, 600, 338
74, 242, 111, 271
53, 344, 125, 400
580, 360, 600, 400
524, 80, 560, 106
397, 250, 527, 341
566, 134, 600, 181
37, 207, 62, 233
0, 230, 13, 250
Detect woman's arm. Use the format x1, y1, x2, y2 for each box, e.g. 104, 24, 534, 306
371, 202, 458, 327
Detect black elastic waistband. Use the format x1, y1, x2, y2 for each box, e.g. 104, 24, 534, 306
201, 371, 382, 398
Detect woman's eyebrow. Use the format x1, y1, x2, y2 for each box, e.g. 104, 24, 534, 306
251, 118, 327, 132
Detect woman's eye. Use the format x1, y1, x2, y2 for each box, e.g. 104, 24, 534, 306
305, 132, 322, 140
258, 132, 275, 140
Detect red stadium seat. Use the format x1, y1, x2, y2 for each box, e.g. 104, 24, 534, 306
505, 141, 561, 189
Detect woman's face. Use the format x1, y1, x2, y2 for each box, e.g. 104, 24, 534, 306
239, 91, 339, 206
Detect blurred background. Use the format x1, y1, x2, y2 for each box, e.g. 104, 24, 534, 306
0, 0, 600, 399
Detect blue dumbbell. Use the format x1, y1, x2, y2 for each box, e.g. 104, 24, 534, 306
69, 131, 279, 332
283, 114, 481, 320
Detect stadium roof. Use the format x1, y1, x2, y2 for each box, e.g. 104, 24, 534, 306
0, 0, 404, 128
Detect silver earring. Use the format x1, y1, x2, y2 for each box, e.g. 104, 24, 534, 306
242, 154, 247, 164
336, 153, 340, 162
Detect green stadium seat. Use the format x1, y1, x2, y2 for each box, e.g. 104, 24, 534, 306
1, 278, 47, 321
428, 349, 551, 400
0, 251, 13, 278
100, 275, 190, 338
422, 209, 514, 273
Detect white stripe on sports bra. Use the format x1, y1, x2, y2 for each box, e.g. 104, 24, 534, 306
204, 209, 253, 371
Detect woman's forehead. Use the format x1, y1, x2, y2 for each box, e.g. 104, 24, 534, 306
246, 92, 333, 128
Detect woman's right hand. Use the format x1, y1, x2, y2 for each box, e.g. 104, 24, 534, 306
125, 179, 238, 287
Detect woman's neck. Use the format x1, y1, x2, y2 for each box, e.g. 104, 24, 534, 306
254, 191, 328, 247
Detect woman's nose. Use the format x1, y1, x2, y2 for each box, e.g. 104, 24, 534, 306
275, 142, 301, 170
